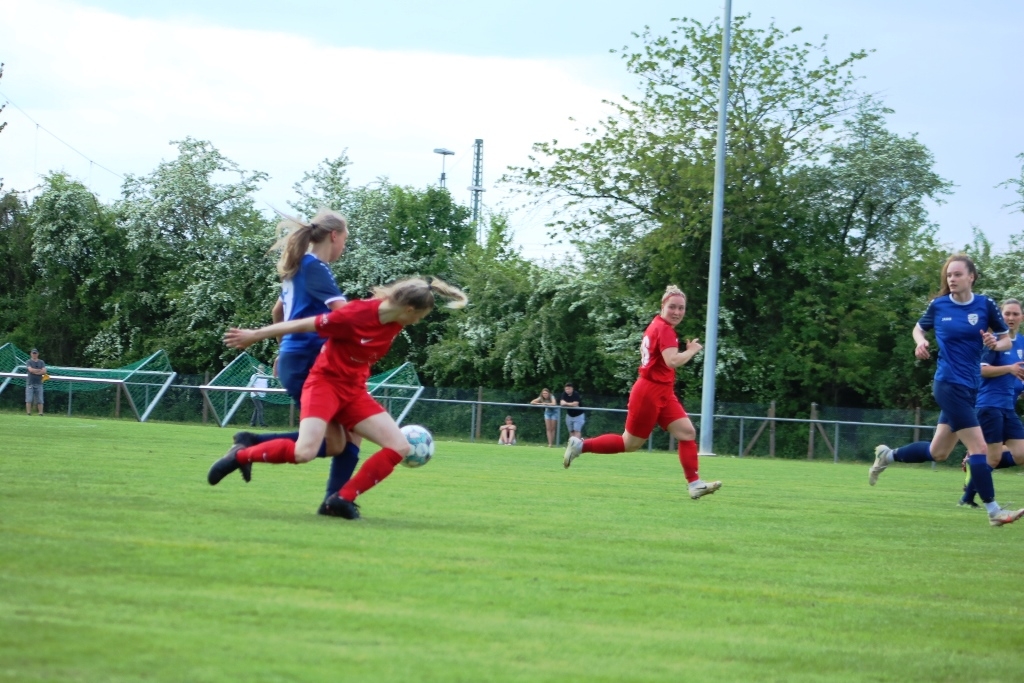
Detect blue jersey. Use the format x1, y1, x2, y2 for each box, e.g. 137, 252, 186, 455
919, 293, 1008, 389
976, 334, 1024, 410
279, 254, 346, 355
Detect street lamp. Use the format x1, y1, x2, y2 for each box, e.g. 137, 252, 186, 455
433, 148, 454, 188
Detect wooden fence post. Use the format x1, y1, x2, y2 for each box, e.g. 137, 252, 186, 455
913, 406, 921, 443
769, 401, 776, 457
115, 383, 121, 419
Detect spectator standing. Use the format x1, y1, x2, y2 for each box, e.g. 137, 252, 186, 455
530, 388, 558, 447
250, 365, 269, 427
25, 348, 46, 416
559, 382, 584, 439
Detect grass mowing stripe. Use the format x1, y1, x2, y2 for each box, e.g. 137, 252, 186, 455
1, 414, 1022, 682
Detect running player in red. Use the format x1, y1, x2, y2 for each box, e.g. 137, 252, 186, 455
208, 276, 468, 519
562, 285, 722, 500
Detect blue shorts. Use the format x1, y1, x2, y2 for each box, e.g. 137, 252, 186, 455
543, 408, 559, 420
276, 347, 321, 408
934, 380, 979, 433
977, 406, 1024, 444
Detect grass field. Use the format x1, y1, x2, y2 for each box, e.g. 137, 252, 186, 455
2, 413, 1023, 682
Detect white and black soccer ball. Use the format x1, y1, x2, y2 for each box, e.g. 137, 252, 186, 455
400, 424, 435, 468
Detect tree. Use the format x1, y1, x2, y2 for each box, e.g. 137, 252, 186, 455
504, 15, 951, 411
25, 173, 122, 362
106, 138, 276, 371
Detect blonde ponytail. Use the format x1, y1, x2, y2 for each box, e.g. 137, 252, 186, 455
372, 276, 468, 311
270, 208, 348, 280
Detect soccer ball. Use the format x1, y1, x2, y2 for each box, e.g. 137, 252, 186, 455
400, 424, 434, 468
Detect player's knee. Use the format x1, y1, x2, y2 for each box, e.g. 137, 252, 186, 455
931, 450, 950, 462
293, 445, 318, 463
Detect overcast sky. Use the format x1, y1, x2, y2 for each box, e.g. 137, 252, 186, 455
1, 0, 1022, 259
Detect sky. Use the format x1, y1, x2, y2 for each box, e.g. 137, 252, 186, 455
1, 0, 1022, 260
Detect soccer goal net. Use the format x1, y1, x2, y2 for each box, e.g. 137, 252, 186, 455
0, 344, 177, 422
199, 354, 424, 428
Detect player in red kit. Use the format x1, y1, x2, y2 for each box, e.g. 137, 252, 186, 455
562, 285, 722, 500
208, 276, 468, 519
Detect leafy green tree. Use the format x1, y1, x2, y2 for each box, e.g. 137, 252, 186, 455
0, 189, 36, 347
26, 173, 123, 363
505, 16, 951, 412
106, 138, 276, 371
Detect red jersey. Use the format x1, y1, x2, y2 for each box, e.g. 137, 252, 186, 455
310, 298, 402, 385
638, 314, 679, 384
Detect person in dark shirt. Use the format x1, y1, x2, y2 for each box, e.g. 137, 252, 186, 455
25, 348, 46, 416
559, 382, 584, 439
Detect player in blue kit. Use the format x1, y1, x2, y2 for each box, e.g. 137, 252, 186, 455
224, 208, 362, 511
959, 298, 1024, 508
869, 254, 1024, 527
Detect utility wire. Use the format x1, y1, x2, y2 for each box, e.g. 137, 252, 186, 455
0, 89, 124, 181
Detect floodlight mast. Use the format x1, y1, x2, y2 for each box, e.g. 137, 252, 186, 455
433, 147, 454, 188
698, 0, 733, 456
468, 139, 485, 243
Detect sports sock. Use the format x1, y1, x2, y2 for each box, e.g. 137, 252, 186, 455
966, 454, 996, 504
998, 451, 1016, 469
324, 443, 361, 500
678, 439, 699, 483
251, 431, 330, 458
339, 448, 402, 501
582, 434, 625, 454
251, 431, 298, 444
236, 439, 296, 464
893, 441, 932, 463
962, 481, 978, 504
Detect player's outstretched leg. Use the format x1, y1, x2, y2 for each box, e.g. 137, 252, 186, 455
207, 444, 252, 485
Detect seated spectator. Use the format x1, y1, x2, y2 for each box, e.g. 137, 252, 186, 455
498, 416, 517, 445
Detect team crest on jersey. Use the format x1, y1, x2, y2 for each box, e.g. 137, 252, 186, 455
967, 313, 978, 326
1018, 349, 1023, 360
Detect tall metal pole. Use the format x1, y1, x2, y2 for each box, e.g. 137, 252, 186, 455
469, 139, 485, 244
698, 0, 732, 456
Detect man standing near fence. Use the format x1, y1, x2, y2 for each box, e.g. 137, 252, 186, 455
560, 382, 585, 439
25, 348, 46, 416
250, 365, 269, 428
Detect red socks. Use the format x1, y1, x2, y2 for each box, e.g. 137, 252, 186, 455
582, 434, 626, 454
678, 439, 699, 483
339, 448, 403, 501
236, 439, 296, 464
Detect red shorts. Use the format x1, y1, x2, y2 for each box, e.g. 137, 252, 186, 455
299, 374, 386, 431
624, 376, 688, 439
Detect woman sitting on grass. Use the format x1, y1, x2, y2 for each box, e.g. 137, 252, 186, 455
498, 416, 517, 445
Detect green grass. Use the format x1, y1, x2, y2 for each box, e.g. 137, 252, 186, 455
1, 414, 1022, 682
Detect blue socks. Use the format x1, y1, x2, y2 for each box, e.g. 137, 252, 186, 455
893, 441, 933, 463
963, 451, 1017, 504
325, 443, 361, 500
966, 454, 995, 504
252, 431, 299, 444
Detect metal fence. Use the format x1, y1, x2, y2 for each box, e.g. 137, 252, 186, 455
0, 376, 965, 464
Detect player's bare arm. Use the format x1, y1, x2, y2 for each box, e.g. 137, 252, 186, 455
225, 317, 317, 350
661, 338, 702, 368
